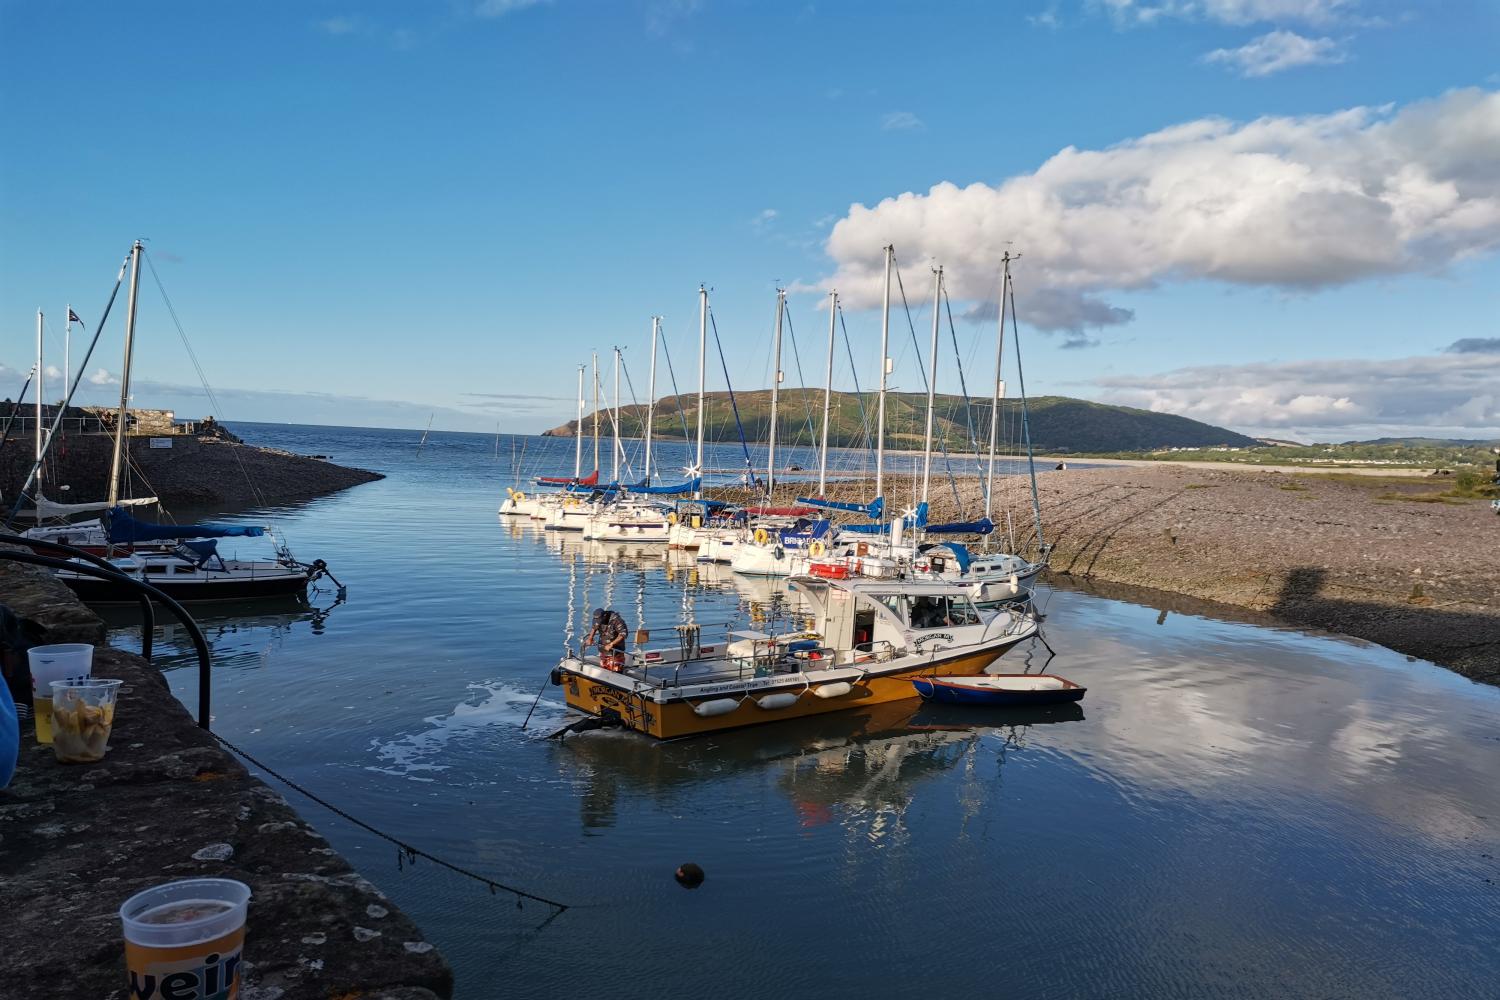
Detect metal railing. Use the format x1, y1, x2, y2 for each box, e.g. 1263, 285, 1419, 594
0, 534, 214, 729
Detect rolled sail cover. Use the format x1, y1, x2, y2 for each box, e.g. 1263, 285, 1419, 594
108, 506, 266, 544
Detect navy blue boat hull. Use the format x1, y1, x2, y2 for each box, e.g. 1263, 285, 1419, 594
911, 676, 1086, 706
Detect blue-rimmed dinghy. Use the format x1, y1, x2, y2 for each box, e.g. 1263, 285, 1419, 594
911, 673, 1086, 706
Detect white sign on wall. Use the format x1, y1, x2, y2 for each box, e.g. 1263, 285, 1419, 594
149, 437, 173, 449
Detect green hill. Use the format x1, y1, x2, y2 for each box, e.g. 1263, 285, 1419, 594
542, 391, 1258, 454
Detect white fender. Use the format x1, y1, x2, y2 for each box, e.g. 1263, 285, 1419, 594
1008, 573, 1019, 595
812, 682, 852, 699
756, 692, 799, 711
692, 698, 740, 717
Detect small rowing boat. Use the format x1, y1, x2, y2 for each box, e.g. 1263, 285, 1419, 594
911, 673, 1085, 706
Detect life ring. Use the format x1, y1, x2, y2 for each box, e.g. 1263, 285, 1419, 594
808, 540, 826, 557
754, 527, 769, 546
667, 511, 678, 525
513, 491, 525, 502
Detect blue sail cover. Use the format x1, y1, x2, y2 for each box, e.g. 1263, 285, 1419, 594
631, 477, 702, 495
108, 506, 265, 544
925, 517, 995, 536
794, 496, 884, 521
839, 502, 929, 535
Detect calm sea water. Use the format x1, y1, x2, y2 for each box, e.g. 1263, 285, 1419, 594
106, 423, 1500, 999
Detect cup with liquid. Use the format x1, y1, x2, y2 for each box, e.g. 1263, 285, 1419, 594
27, 643, 93, 744
49, 677, 122, 763
120, 879, 252, 1000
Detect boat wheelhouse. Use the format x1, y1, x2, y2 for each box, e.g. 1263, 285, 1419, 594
553, 576, 1039, 739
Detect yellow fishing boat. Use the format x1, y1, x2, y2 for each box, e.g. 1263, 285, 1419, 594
551, 576, 1040, 739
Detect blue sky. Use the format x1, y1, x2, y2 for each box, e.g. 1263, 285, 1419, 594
1, 0, 1496, 440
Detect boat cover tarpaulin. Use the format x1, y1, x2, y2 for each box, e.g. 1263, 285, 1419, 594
631, 477, 702, 495
745, 506, 818, 517
108, 506, 265, 544
537, 470, 599, 486
794, 496, 884, 520
28, 493, 159, 521
925, 518, 994, 536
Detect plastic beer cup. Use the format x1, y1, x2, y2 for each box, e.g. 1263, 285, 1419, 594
49, 677, 122, 763
120, 879, 251, 1000
27, 643, 93, 744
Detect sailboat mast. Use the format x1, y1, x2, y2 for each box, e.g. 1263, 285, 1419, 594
694, 285, 707, 496
591, 351, 600, 477
35, 310, 43, 469
645, 317, 659, 484
818, 290, 837, 495
1009, 263, 1046, 552
64, 304, 71, 409
919, 265, 942, 506
574, 364, 585, 479
611, 346, 621, 485
874, 245, 893, 503
106, 241, 144, 510
767, 288, 785, 498
984, 255, 1010, 522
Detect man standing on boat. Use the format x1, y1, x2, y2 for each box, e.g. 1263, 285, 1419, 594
584, 607, 628, 670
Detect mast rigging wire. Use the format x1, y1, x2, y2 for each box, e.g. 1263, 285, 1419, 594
707, 309, 756, 487
143, 249, 267, 508
5, 248, 131, 529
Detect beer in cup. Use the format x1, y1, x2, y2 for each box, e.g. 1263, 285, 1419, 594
26, 643, 93, 744
120, 879, 252, 1000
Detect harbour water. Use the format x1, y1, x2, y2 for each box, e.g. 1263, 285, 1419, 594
109, 423, 1500, 998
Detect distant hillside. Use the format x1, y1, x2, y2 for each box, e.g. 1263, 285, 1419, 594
542, 391, 1258, 454
1346, 437, 1500, 448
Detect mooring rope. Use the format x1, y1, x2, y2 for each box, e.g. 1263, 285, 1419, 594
210, 732, 569, 913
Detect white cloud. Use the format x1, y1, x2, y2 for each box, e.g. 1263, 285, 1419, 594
476, 0, 549, 17
881, 111, 924, 131
87, 368, 119, 386
752, 208, 779, 231
43, 365, 61, 380
1099, 0, 1356, 26
1203, 29, 1347, 76
815, 88, 1500, 332
1094, 351, 1500, 438
317, 16, 359, 35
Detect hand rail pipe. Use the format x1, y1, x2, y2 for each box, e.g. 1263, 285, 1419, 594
0, 548, 214, 729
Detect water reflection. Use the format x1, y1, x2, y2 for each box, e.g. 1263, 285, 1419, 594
559, 699, 1086, 836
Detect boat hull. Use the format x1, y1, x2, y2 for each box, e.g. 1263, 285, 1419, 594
559, 642, 1022, 739
61, 569, 311, 604
911, 675, 1085, 706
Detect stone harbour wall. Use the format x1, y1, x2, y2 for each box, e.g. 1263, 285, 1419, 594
0, 562, 453, 999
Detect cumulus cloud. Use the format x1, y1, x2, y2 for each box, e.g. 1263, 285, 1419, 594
815, 88, 1500, 333
476, 0, 549, 16
1203, 29, 1347, 76
1099, 0, 1357, 26
43, 365, 62, 380
1094, 351, 1500, 437
1445, 337, 1500, 353
317, 16, 359, 35
87, 368, 119, 386
881, 111, 924, 131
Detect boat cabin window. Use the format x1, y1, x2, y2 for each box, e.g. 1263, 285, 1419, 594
872, 594, 908, 625
145, 564, 168, 574
910, 595, 982, 629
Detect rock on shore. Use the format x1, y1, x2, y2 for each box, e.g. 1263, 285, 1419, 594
915, 465, 1498, 683
1, 434, 382, 514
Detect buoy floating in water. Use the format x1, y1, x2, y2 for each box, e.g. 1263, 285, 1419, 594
675, 863, 705, 889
